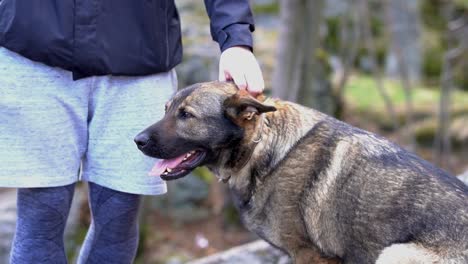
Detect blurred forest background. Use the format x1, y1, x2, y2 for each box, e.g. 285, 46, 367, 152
0, 0, 467, 263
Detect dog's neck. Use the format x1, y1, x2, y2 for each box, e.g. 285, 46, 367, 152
221, 99, 327, 206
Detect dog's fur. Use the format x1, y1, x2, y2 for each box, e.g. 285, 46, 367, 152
136, 82, 468, 264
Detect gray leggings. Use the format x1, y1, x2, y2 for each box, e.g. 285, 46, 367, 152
10, 182, 141, 264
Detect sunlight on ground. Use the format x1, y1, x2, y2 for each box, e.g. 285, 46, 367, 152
344, 74, 468, 114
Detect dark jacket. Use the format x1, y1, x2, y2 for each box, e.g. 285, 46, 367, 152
0, 0, 254, 79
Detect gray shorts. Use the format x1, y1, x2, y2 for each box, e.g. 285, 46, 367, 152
0, 47, 176, 195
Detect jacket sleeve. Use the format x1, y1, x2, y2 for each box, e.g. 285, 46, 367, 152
204, 0, 255, 52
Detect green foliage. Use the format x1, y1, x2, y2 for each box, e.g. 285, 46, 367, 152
421, 0, 446, 30
223, 203, 243, 227
315, 48, 332, 75
455, 66, 468, 91
252, 2, 279, 14
370, 15, 384, 37
454, 0, 468, 9
454, 51, 468, 90
324, 17, 340, 53
422, 45, 443, 82
194, 166, 214, 183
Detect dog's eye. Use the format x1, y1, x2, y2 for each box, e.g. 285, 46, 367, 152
178, 109, 194, 119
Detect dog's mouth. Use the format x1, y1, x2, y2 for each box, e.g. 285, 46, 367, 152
148, 150, 206, 180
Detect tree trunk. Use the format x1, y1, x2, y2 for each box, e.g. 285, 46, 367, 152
360, 0, 399, 131
335, 0, 360, 116
385, 0, 422, 84
272, 0, 334, 114
385, 0, 417, 149
433, 5, 462, 170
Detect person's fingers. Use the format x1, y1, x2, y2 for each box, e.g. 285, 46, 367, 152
218, 46, 265, 95
244, 69, 264, 95
218, 69, 228, 81
227, 70, 247, 90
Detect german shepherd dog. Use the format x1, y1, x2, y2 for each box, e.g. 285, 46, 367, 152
135, 82, 468, 264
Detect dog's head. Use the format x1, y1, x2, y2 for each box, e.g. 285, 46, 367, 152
135, 81, 276, 180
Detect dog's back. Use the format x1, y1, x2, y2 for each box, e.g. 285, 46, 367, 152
242, 108, 468, 263
303, 117, 466, 262
325, 119, 468, 263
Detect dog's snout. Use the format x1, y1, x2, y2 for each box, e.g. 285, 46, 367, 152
134, 132, 150, 149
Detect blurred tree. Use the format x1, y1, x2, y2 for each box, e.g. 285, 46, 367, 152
385, 0, 422, 84
272, 0, 336, 115
385, 0, 418, 149
359, 0, 399, 131
333, 0, 360, 118
434, 3, 468, 169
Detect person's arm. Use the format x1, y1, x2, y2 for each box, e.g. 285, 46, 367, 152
204, 0, 264, 95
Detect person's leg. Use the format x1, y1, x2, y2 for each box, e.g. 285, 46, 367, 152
10, 184, 75, 264
77, 182, 141, 264
0, 48, 91, 264
78, 70, 177, 263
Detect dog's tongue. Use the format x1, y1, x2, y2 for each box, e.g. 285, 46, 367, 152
149, 154, 186, 176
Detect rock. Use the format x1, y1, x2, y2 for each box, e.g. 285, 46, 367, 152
458, 170, 468, 186
187, 240, 291, 264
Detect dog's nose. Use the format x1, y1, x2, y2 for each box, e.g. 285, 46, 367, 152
134, 132, 150, 149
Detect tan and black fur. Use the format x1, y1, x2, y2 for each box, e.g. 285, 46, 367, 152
136, 82, 468, 264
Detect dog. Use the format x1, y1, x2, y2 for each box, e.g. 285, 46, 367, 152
135, 81, 468, 264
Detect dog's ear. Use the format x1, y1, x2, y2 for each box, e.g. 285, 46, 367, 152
224, 90, 276, 124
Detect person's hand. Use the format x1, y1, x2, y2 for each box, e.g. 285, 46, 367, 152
218, 46, 265, 96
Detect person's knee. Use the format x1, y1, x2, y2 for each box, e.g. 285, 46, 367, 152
79, 183, 141, 263
16, 184, 75, 235
88, 182, 141, 226
11, 184, 74, 264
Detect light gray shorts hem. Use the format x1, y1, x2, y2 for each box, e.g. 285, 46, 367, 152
83, 177, 167, 196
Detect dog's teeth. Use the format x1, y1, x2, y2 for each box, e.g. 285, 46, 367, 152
167, 168, 172, 172
163, 171, 168, 175
186, 153, 192, 158
183, 157, 187, 161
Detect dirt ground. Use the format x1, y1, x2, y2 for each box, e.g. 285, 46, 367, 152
140, 212, 254, 263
